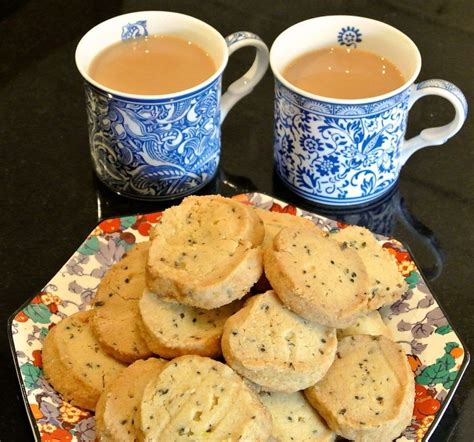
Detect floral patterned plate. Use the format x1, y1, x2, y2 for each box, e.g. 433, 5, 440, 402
8, 193, 469, 442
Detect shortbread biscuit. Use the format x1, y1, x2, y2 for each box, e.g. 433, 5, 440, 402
332, 226, 407, 309
305, 335, 415, 441
96, 358, 166, 442
138, 290, 242, 359
253, 208, 325, 293
42, 310, 126, 410
91, 242, 152, 363
222, 291, 337, 392
264, 227, 370, 328
337, 310, 392, 340
259, 391, 335, 442
137, 355, 272, 441
94, 241, 151, 303
255, 207, 325, 251
147, 195, 264, 309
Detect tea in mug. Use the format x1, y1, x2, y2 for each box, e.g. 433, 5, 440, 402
88, 34, 216, 95
283, 47, 405, 99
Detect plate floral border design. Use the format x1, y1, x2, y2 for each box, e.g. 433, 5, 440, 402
8, 193, 469, 442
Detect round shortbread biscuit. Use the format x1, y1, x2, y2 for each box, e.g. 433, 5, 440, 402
138, 290, 243, 359
91, 242, 152, 363
264, 227, 370, 328
305, 335, 415, 441
137, 355, 272, 441
96, 358, 167, 442
332, 226, 407, 309
146, 195, 264, 309
254, 207, 325, 251
42, 310, 126, 411
258, 391, 335, 442
337, 310, 392, 340
222, 290, 337, 393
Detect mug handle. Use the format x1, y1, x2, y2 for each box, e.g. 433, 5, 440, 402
400, 79, 468, 164
221, 32, 269, 122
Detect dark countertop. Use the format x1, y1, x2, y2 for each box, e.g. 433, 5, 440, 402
1, 0, 472, 440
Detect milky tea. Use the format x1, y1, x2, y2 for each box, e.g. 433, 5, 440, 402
88, 34, 216, 95
283, 46, 405, 99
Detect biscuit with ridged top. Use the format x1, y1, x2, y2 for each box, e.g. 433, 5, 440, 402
42, 310, 126, 411
91, 242, 152, 363
96, 358, 166, 442
138, 290, 242, 359
258, 390, 335, 442
305, 335, 415, 442
147, 195, 264, 309
222, 290, 337, 393
137, 355, 272, 441
332, 226, 407, 309
264, 227, 370, 328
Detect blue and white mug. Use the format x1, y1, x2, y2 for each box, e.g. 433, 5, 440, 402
271, 16, 468, 206
76, 11, 269, 200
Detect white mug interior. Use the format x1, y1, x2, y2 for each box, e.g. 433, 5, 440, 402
270, 15, 421, 103
75, 11, 228, 99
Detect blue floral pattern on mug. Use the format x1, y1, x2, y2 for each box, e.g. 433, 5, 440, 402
274, 80, 411, 205
337, 26, 362, 47
121, 20, 148, 40
85, 79, 221, 200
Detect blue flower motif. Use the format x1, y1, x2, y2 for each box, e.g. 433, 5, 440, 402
340, 143, 361, 160
315, 154, 340, 177
300, 134, 324, 154
121, 20, 148, 40
337, 26, 362, 48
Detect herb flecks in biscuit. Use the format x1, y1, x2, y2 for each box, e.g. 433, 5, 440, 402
255, 207, 325, 251
147, 195, 264, 309
96, 358, 166, 441
42, 311, 126, 411
259, 390, 335, 442
332, 226, 407, 309
138, 355, 272, 441
305, 335, 415, 441
264, 227, 370, 328
222, 290, 337, 392
138, 290, 243, 359
91, 242, 153, 363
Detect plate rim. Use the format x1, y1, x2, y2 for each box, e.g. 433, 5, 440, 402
396, 248, 470, 441
8, 298, 42, 442
7, 190, 471, 442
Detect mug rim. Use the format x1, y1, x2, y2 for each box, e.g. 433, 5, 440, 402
270, 15, 422, 104
75, 11, 229, 100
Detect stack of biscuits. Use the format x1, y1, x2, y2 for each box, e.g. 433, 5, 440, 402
43, 195, 415, 441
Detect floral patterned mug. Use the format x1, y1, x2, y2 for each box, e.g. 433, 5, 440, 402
270, 16, 467, 206
76, 11, 268, 200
